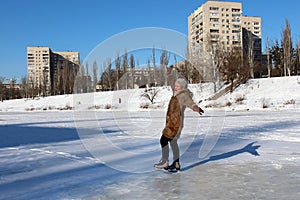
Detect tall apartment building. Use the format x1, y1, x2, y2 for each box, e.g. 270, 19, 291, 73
241, 16, 262, 58
188, 0, 262, 78
27, 46, 79, 95
27, 46, 52, 92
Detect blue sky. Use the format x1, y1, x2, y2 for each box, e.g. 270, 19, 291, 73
0, 0, 299, 81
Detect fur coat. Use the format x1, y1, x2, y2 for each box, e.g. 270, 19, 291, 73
162, 89, 198, 139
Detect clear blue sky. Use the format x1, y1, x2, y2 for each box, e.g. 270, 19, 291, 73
0, 0, 299, 81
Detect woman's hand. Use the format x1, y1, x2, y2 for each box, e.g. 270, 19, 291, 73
193, 106, 204, 115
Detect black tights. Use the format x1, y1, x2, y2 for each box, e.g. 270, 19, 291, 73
160, 135, 179, 163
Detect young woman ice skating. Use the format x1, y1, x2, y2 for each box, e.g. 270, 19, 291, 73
154, 78, 204, 171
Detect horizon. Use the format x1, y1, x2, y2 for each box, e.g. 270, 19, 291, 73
1, 0, 300, 81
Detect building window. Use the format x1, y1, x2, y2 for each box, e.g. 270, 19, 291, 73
210, 29, 219, 33
210, 18, 219, 22
210, 12, 219, 17
210, 7, 219, 11
232, 8, 241, 12
232, 19, 240, 23
232, 13, 240, 18
211, 24, 219, 28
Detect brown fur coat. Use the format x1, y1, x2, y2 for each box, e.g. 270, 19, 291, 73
162, 89, 198, 139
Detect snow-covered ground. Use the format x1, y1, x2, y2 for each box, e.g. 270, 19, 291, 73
0, 77, 300, 199
210, 76, 300, 111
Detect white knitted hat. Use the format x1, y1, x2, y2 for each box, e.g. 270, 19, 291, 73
175, 78, 188, 89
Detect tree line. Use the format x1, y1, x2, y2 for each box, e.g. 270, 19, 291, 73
267, 19, 300, 77
1, 19, 299, 101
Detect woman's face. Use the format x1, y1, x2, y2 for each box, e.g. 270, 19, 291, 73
175, 83, 183, 92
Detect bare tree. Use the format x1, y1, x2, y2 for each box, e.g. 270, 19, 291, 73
185, 45, 196, 83
160, 49, 170, 86
141, 87, 159, 104
62, 60, 70, 94
100, 58, 113, 91
129, 54, 135, 89
106, 58, 113, 90
52, 64, 58, 95
9, 78, 17, 99
57, 62, 64, 94
219, 47, 244, 92
282, 18, 293, 76
122, 49, 128, 89
152, 47, 157, 86
246, 31, 255, 78
296, 40, 300, 75
115, 52, 121, 90
0, 77, 5, 101
69, 63, 79, 94
86, 62, 92, 93
93, 61, 98, 92
20, 76, 28, 98
42, 68, 48, 96
266, 36, 272, 77
147, 58, 151, 86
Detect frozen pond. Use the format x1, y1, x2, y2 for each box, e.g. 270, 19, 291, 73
0, 110, 299, 199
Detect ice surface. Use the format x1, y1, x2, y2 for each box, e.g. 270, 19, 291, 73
0, 110, 299, 200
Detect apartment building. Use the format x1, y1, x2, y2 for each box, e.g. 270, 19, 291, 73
27, 46, 51, 92
241, 16, 262, 57
27, 46, 79, 95
53, 51, 80, 65
188, 0, 262, 78
188, 1, 243, 51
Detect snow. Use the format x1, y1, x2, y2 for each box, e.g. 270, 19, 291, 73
211, 76, 300, 111
0, 77, 300, 199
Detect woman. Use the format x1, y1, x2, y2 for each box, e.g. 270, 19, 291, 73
154, 78, 204, 171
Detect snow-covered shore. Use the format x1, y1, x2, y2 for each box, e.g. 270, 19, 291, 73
1, 76, 299, 112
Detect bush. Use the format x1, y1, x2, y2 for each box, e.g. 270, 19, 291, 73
104, 104, 111, 109
139, 102, 150, 109
262, 103, 268, 109
235, 96, 245, 104
261, 98, 269, 109
226, 101, 232, 107
284, 99, 296, 105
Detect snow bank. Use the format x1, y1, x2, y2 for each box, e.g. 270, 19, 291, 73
0, 76, 299, 112
202, 76, 300, 111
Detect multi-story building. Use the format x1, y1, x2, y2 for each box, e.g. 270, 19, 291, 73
27, 46, 79, 95
241, 16, 262, 58
27, 46, 52, 93
53, 51, 80, 65
188, 1, 243, 51
188, 0, 262, 79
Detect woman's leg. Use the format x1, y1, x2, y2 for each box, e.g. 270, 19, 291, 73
170, 138, 179, 163
160, 135, 170, 161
